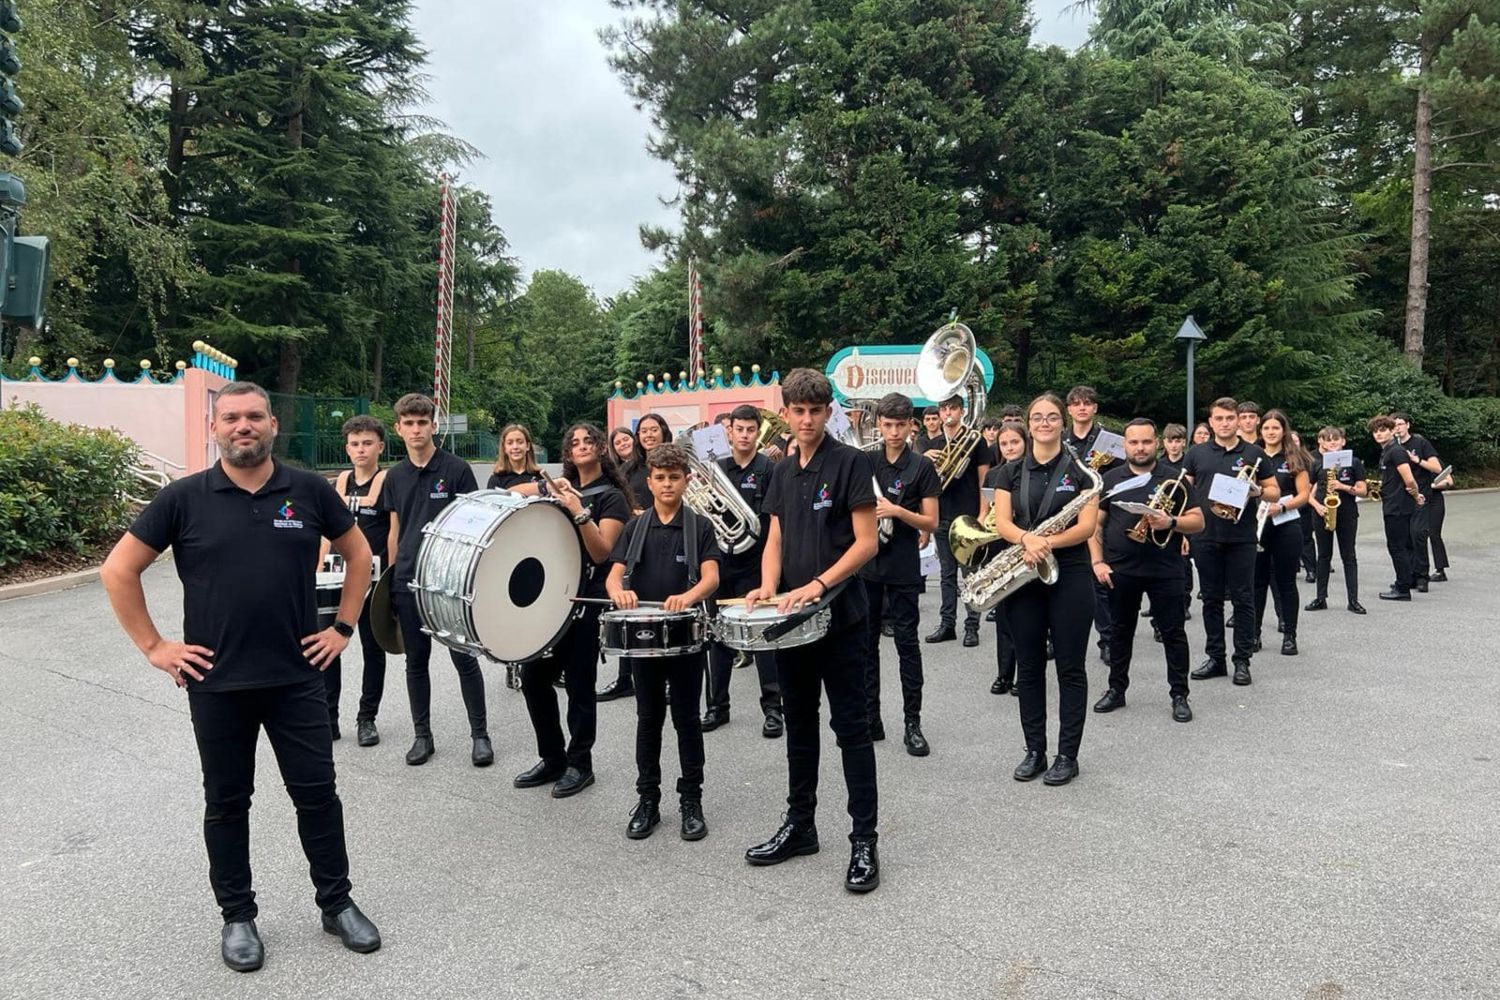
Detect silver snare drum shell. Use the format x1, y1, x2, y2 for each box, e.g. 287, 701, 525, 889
711, 604, 831, 651
598, 608, 707, 658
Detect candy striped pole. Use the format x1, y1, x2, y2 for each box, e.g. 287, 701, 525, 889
434, 173, 457, 438
688, 258, 704, 384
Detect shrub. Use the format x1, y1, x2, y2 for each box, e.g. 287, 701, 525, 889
0, 403, 140, 569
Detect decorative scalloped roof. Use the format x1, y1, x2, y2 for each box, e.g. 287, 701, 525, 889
608, 364, 780, 400
1, 341, 237, 384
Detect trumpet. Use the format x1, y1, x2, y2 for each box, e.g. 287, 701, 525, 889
1322, 467, 1340, 532
1209, 458, 1261, 521
915, 320, 987, 490
1126, 470, 1189, 548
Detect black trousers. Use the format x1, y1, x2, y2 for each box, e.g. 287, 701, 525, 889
631, 651, 706, 802
994, 603, 1016, 685
1254, 521, 1301, 637
863, 580, 923, 724
1009, 566, 1093, 758
322, 593, 387, 725
936, 520, 979, 631
1091, 577, 1113, 651
778, 618, 878, 842
1194, 539, 1257, 665
393, 591, 487, 739
187, 679, 352, 923
1384, 513, 1415, 591
706, 569, 780, 715
1427, 492, 1448, 571
1410, 504, 1432, 583
1107, 572, 1188, 698
1314, 511, 1359, 603
520, 603, 601, 772
1299, 507, 1318, 575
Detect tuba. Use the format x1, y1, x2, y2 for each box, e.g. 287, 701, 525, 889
1322, 467, 1340, 532
915, 320, 987, 490
675, 431, 762, 554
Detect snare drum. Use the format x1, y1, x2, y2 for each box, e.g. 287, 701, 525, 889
315, 572, 343, 631
598, 608, 707, 657
712, 604, 832, 651
411, 490, 583, 663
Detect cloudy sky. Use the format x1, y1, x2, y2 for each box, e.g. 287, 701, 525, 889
408, 2, 1096, 299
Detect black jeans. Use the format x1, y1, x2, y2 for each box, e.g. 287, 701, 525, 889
936, 520, 979, 632
1427, 492, 1448, 571
706, 570, 780, 715
1314, 512, 1359, 604
1299, 507, 1318, 575
1108, 572, 1189, 698
1009, 566, 1093, 758
393, 591, 487, 739
1410, 504, 1432, 583
323, 594, 387, 725
631, 651, 706, 802
187, 679, 352, 923
1194, 539, 1257, 665
863, 579, 923, 724
1384, 513, 1415, 591
1091, 577, 1113, 651
778, 619, 878, 842
994, 603, 1016, 685
520, 603, 601, 772
1254, 521, 1301, 637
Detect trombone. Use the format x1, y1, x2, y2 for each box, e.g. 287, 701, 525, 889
914, 320, 987, 490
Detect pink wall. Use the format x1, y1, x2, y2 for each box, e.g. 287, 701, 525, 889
607, 385, 784, 438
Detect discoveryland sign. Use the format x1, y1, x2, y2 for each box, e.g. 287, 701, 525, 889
825, 344, 996, 409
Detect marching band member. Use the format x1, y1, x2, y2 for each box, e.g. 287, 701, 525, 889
487, 423, 546, 492
611, 425, 642, 469
1192, 422, 1211, 446
924, 393, 993, 648
743, 368, 882, 893
1064, 385, 1118, 667
1306, 426, 1367, 615
989, 393, 1101, 786
1236, 401, 1262, 445
600, 413, 669, 701
918, 406, 943, 451
515, 423, 631, 798
1252, 410, 1311, 657
1393, 413, 1444, 589
1370, 415, 1425, 601
986, 421, 1028, 696
1160, 423, 1194, 618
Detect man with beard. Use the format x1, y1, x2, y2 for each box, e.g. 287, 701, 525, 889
101, 381, 381, 972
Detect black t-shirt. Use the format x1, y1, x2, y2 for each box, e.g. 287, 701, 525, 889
609, 506, 722, 604
1314, 453, 1366, 524
1157, 454, 1187, 480
1380, 439, 1416, 516
763, 435, 876, 629
487, 468, 542, 491
993, 450, 1093, 570
128, 461, 358, 691
1065, 424, 1120, 476
1182, 439, 1271, 543
860, 446, 942, 586
718, 452, 774, 582
340, 468, 389, 559
934, 435, 995, 523
1099, 463, 1188, 579
1403, 434, 1438, 495
378, 448, 478, 586
1261, 448, 1303, 533
624, 462, 650, 511
571, 474, 631, 598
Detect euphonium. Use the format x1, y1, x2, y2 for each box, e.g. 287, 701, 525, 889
1209, 458, 1262, 521
915, 320, 987, 490
1127, 470, 1189, 548
675, 436, 761, 554
1322, 467, 1340, 532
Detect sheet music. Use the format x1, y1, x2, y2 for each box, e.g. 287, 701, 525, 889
1322, 449, 1353, 470
1107, 473, 1152, 498
1208, 473, 1250, 510
691, 423, 732, 463
1093, 429, 1127, 460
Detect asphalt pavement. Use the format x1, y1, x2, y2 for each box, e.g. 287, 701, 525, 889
2, 494, 1497, 1000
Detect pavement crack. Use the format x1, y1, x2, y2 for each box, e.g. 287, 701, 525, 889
34, 665, 188, 716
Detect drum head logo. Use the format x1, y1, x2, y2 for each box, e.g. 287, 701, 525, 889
812, 482, 832, 511
430, 477, 449, 499
273, 499, 304, 529
635, 629, 656, 641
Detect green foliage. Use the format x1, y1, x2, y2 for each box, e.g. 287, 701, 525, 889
0, 404, 139, 568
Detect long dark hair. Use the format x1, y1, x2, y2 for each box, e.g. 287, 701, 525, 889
623, 412, 671, 478
562, 421, 635, 508
610, 425, 643, 468
1260, 409, 1309, 474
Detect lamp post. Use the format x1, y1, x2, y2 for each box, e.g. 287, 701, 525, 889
1174, 315, 1207, 432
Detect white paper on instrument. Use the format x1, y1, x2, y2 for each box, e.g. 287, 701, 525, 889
438, 504, 498, 541
1107, 473, 1151, 498
1093, 429, 1127, 460
826, 400, 853, 442
1112, 500, 1159, 517
1433, 464, 1454, 488
981, 487, 995, 503
919, 539, 939, 577
1272, 507, 1300, 526
691, 423, 731, 463
1208, 473, 1250, 511
1323, 449, 1353, 471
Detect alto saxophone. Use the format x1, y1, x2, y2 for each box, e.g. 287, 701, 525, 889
959, 445, 1103, 612
1322, 467, 1340, 531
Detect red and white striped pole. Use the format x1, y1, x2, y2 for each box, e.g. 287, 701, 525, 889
688, 258, 704, 383
433, 173, 457, 437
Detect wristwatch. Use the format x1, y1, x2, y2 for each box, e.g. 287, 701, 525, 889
332, 619, 355, 639
572, 510, 592, 526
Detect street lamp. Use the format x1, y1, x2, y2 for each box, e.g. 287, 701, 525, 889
1174, 315, 1207, 433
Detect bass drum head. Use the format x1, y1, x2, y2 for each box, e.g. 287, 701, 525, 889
467, 499, 582, 661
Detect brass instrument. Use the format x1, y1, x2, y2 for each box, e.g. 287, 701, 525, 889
754, 408, 790, 460
914, 320, 987, 490
872, 476, 893, 545
1209, 458, 1261, 521
831, 397, 890, 542
1322, 467, 1340, 531
1365, 475, 1381, 503
1126, 470, 1189, 549
675, 430, 762, 554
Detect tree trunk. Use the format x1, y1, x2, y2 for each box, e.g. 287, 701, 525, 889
166, 76, 189, 218
277, 338, 301, 396
466, 309, 475, 371
1403, 50, 1434, 366
372, 334, 384, 401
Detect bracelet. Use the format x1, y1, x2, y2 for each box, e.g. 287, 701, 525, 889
812, 577, 829, 596
1092, 560, 1106, 567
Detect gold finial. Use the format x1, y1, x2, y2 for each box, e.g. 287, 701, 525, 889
192, 340, 206, 353
140, 360, 152, 370
751, 364, 761, 373
175, 361, 187, 371
27, 355, 40, 366
103, 358, 116, 369
66, 357, 79, 368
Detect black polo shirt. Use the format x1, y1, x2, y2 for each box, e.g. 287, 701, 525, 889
1315, 453, 1366, 522
934, 435, 995, 523
718, 452, 774, 580
378, 447, 478, 586
1380, 439, 1416, 516
1065, 424, 1120, 475
624, 461, 650, 511
1182, 439, 1271, 543
487, 469, 542, 491
128, 461, 357, 692
763, 434, 876, 629
993, 449, 1093, 570
1099, 463, 1187, 579
860, 446, 941, 586
1402, 434, 1438, 495
609, 505, 721, 604
1157, 454, 1187, 480
572, 474, 631, 598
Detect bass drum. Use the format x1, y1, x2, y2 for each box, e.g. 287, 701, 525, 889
411, 490, 582, 663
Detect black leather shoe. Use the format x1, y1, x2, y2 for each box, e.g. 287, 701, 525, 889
1093, 688, 1126, 713
680, 799, 707, 841
1431, 571, 1448, 583
551, 766, 595, 798
1347, 601, 1367, 615
1379, 588, 1412, 602
513, 758, 567, 788
405, 736, 434, 766
330, 721, 341, 741
701, 707, 730, 732
1042, 755, 1079, 786
745, 820, 819, 865
1304, 598, 1327, 611
845, 838, 880, 893
597, 677, 634, 701
1232, 661, 1252, 686
991, 677, 1011, 695
925, 625, 956, 644
1191, 659, 1227, 680
903, 721, 930, 757
321, 903, 381, 954
470, 736, 494, 767
1171, 695, 1192, 723
355, 720, 379, 747
1281, 634, 1299, 656
762, 709, 784, 739
1183, 607, 1192, 621
1304, 570, 1316, 583
626, 798, 660, 840
221, 920, 263, 972
869, 719, 886, 742
1415, 580, 1429, 593
1226, 616, 1237, 630
1013, 749, 1048, 782
962, 626, 979, 648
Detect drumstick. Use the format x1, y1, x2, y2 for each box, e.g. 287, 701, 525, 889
716, 594, 815, 606
570, 597, 668, 608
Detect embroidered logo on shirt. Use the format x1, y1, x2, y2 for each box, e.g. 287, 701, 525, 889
1055, 474, 1077, 494
429, 477, 450, 499
1231, 458, 1248, 473
273, 498, 304, 529
812, 482, 833, 511
887, 477, 904, 495
1277, 460, 1291, 475
740, 472, 758, 489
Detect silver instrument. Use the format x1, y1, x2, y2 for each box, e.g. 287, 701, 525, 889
872, 475, 893, 545
831, 397, 892, 544
677, 432, 761, 555
959, 445, 1103, 612
1254, 500, 1270, 552
712, 603, 832, 651
915, 320, 987, 489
